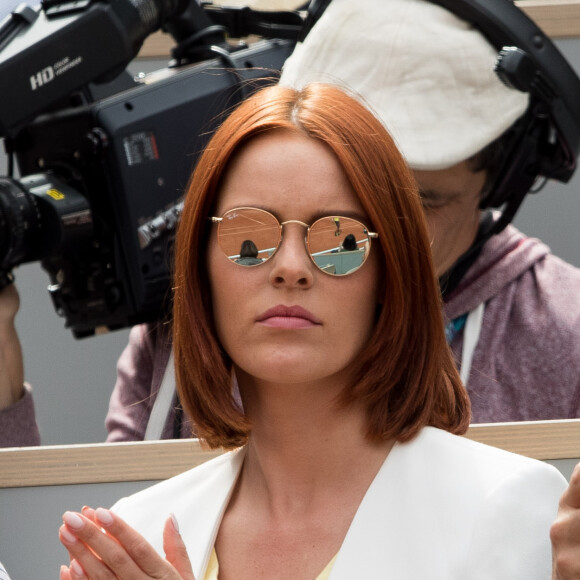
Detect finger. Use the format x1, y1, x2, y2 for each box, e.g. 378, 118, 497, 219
0, 283, 20, 323
163, 514, 196, 580
59, 524, 115, 579
94, 508, 178, 577
551, 507, 580, 551
560, 462, 580, 510
60, 560, 87, 580
60, 513, 137, 579
58, 526, 79, 571
81, 506, 97, 522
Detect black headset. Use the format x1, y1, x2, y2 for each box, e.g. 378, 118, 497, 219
300, 0, 580, 293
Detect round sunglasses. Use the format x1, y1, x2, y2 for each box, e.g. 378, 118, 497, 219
210, 207, 378, 276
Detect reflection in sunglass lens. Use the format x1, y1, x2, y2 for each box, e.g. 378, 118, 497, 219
308, 216, 369, 275
216, 209, 373, 276
217, 208, 280, 264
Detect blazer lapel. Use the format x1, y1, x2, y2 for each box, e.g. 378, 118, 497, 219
175, 447, 246, 578
328, 443, 400, 579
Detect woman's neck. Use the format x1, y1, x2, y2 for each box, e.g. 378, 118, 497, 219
214, 372, 395, 580
235, 371, 394, 516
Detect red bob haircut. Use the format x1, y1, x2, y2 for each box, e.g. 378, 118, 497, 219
173, 82, 470, 449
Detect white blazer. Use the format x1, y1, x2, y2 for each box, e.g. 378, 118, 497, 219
112, 427, 567, 579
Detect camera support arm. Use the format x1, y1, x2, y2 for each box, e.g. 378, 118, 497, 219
202, 4, 304, 40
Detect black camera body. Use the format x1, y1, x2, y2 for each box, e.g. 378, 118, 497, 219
0, 0, 297, 337
1, 38, 293, 337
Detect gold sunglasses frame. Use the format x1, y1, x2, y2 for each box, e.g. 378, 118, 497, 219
209, 207, 378, 276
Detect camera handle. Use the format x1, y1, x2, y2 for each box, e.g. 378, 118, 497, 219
165, 2, 303, 66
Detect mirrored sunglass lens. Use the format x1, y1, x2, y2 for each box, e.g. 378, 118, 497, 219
218, 209, 280, 266
309, 217, 370, 275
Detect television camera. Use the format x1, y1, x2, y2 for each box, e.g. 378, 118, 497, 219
0, 0, 301, 337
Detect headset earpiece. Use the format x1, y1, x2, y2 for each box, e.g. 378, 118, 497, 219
480, 102, 548, 209
432, 0, 580, 193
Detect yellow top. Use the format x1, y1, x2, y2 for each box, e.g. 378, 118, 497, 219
203, 548, 338, 579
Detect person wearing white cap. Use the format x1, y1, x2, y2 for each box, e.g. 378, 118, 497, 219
280, 0, 580, 423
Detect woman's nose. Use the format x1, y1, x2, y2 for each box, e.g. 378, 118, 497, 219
268, 225, 314, 289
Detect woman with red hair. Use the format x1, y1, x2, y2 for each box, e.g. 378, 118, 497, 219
58, 83, 566, 579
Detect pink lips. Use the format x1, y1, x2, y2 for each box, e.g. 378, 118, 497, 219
256, 305, 322, 329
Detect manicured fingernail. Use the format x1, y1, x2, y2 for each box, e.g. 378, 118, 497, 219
95, 507, 114, 526
170, 512, 180, 533
71, 559, 85, 578
63, 511, 84, 530
60, 525, 77, 544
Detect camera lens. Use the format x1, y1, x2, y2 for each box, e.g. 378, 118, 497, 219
0, 174, 92, 274
0, 177, 45, 272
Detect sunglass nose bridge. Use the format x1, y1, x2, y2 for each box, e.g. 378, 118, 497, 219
275, 220, 313, 264
279, 219, 310, 229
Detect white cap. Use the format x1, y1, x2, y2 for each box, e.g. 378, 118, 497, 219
279, 0, 530, 170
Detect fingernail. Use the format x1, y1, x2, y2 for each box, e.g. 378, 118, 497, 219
170, 512, 180, 533
71, 559, 85, 578
95, 507, 114, 526
60, 525, 77, 544
62, 511, 84, 530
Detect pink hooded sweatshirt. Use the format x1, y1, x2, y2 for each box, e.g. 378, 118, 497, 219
445, 223, 580, 423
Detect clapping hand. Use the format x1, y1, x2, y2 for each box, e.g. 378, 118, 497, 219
552, 462, 580, 579
59, 506, 195, 579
